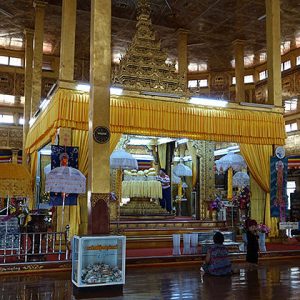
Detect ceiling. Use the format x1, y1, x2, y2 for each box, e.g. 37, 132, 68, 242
0, 0, 300, 70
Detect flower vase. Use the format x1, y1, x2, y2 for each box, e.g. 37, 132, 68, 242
212, 210, 217, 221
259, 232, 266, 252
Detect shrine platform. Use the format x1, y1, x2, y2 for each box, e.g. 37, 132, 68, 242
110, 217, 228, 249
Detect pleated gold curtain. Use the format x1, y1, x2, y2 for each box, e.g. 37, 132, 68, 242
25, 88, 286, 154
24, 88, 286, 237
158, 144, 167, 170
240, 144, 278, 237
69, 130, 121, 236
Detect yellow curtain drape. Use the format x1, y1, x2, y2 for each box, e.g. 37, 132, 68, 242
158, 144, 167, 170
240, 144, 278, 237
250, 175, 266, 223
25, 88, 286, 154
67, 130, 121, 236
29, 151, 38, 210
186, 141, 197, 187
110, 133, 122, 153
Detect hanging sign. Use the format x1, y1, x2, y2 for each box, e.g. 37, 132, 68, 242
93, 126, 110, 144
279, 222, 299, 230
270, 156, 288, 221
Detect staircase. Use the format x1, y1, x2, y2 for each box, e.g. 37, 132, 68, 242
110, 218, 228, 249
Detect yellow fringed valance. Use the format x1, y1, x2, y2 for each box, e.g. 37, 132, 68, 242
25, 88, 286, 154
0, 163, 33, 199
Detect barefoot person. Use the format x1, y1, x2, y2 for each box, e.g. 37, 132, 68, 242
201, 232, 232, 276
246, 219, 259, 266
157, 168, 172, 213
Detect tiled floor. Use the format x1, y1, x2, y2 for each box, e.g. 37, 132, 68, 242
1, 260, 300, 299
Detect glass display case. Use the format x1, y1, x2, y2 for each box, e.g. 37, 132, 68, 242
72, 235, 126, 288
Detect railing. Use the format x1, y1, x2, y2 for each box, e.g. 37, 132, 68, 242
0, 229, 70, 264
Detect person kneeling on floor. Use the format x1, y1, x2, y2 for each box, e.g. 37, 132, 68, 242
201, 231, 232, 276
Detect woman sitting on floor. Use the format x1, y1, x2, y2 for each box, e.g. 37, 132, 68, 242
201, 231, 232, 276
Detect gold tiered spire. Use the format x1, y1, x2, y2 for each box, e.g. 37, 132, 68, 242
112, 0, 184, 95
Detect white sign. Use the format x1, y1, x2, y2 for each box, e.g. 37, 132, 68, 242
279, 222, 299, 230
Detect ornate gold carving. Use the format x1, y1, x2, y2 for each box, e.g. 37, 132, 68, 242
112, 0, 184, 95
193, 140, 215, 220
91, 193, 114, 208
120, 197, 169, 216
22, 264, 44, 271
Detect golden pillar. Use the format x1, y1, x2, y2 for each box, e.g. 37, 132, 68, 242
31, 1, 47, 117
177, 29, 189, 91
23, 29, 34, 167
88, 0, 112, 234
59, 0, 77, 81
265, 0, 282, 106
233, 40, 245, 102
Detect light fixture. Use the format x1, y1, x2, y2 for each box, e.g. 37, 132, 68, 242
239, 102, 274, 109
40, 149, 52, 155
127, 138, 152, 146
39, 98, 50, 111
29, 117, 36, 127
190, 97, 228, 107
76, 84, 90, 92
214, 146, 240, 156
177, 138, 189, 144
157, 137, 175, 144
110, 87, 123, 95
75, 84, 123, 95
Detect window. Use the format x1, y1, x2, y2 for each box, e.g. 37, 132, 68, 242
244, 75, 254, 83
244, 55, 254, 66
0, 55, 22, 67
281, 41, 291, 54
0, 36, 23, 49
199, 79, 208, 87
296, 56, 300, 66
0, 56, 9, 65
43, 42, 53, 54
19, 118, 24, 125
281, 60, 291, 71
259, 70, 268, 80
0, 114, 14, 124
42, 61, 53, 71
285, 122, 298, 132
188, 62, 208, 72
0, 94, 15, 104
188, 63, 198, 72
232, 75, 254, 85
9, 57, 22, 67
285, 98, 298, 112
20, 96, 25, 104
188, 80, 197, 88
260, 52, 267, 62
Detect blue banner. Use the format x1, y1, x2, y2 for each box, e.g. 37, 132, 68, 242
270, 157, 288, 220
50, 145, 79, 206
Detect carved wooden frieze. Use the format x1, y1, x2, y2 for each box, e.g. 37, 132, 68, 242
282, 74, 294, 97
0, 127, 22, 149
0, 72, 14, 95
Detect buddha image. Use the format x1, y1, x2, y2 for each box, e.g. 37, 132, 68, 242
59, 153, 69, 167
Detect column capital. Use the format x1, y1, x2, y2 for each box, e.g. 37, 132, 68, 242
23, 28, 34, 37
33, 1, 48, 9
177, 28, 189, 36
232, 39, 245, 47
